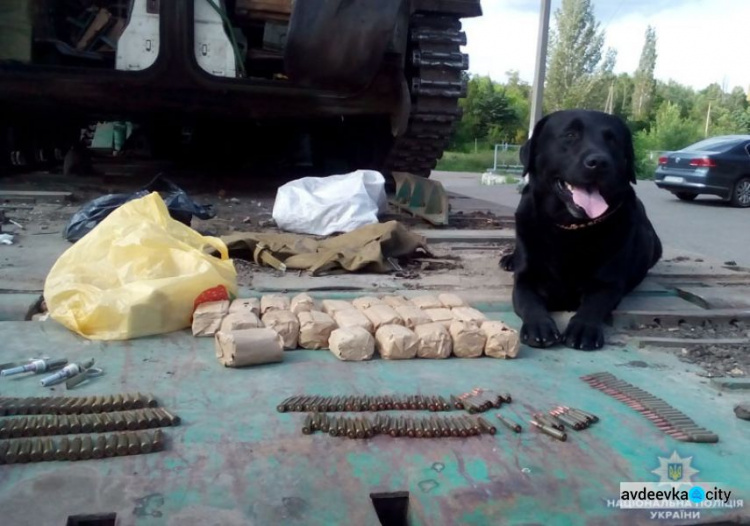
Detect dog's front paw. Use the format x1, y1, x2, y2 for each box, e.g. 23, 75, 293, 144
563, 318, 604, 350
499, 252, 515, 272
521, 317, 560, 348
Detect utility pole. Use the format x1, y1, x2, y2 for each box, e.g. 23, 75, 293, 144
705, 102, 712, 137
528, 0, 552, 137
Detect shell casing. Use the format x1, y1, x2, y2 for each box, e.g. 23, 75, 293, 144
0, 440, 10, 463
33, 416, 47, 436
368, 397, 379, 412
151, 429, 165, 451
125, 412, 139, 431
336, 417, 346, 437
80, 436, 94, 460
10, 417, 26, 438
414, 420, 425, 438
495, 413, 522, 433
55, 437, 69, 461
127, 433, 140, 455
42, 438, 56, 461
377, 396, 387, 411
441, 418, 453, 437
112, 394, 125, 412
121, 393, 135, 410
100, 396, 113, 413
143, 393, 157, 408
6, 440, 21, 463
450, 395, 464, 410
531, 420, 567, 441
292, 396, 308, 412
457, 418, 470, 437
423, 419, 434, 439
152, 408, 172, 427
131, 393, 145, 410
433, 418, 446, 437
306, 396, 321, 412
459, 417, 477, 436
105, 434, 117, 457
277, 396, 295, 413
333, 396, 344, 412
406, 418, 416, 438
116, 433, 128, 456
0, 419, 9, 439
91, 396, 103, 413
18, 440, 32, 463
143, 409, 160, 428
302, 414, 313, 435
569, 407, 599, 423
139, 432, 153, 454
354, 418, 366, 439
324, 396, 336, 412
81, 415, 94, 434
93, 436, 106, 459
30, 438, 44, 462
92, 414, 105, 433
346, 418, 357, 439
68, 415, 82, 434
560, 410, 588, 428
477, 417, 497, 435
437, 396, 451, 411
68, 437, 82, 461
500, 393, 512, 404
46, 415, 58, 435
388, 417, 399, 438
329, 419, 339, 437
320, 414, 331, 433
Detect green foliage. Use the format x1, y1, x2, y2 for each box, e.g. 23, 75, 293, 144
632, 26, 657, 121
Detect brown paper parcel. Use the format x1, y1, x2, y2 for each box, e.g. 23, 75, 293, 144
260, 294, 290, 315
381, 295, 411, 308
215, 328, 283, 367
290, 293, 316, 315
438, 293, 467, 308
352, 296, 385, 311
375, 325, 418, 360
228, 298, 260, 316
192, 300, 230, 337
297, 310, 337, 349
329, 327, 375, 361
410, 295, 444, 310
220, 312, 263, 332
262, 310, 300, 349
451, 306, 487, 327
425, 308, 454, 328
321, 299, 354, 317
333, 309, 374, 334
217, 221, 428, 276
364, 304, 404, 331
395, 306, 432, 330
482, 321, 521, 358
449, 320, 486, 358
414, 323, 452, 359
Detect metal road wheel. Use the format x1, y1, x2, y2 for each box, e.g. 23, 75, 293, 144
674, 192, 697, 202
730, 177, 750, 208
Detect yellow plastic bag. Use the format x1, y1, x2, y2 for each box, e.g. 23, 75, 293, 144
44, 192, 237, 340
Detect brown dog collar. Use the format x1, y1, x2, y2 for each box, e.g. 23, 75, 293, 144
555, 203, 623, 230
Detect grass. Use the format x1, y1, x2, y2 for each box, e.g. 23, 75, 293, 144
436, 149, 522, 173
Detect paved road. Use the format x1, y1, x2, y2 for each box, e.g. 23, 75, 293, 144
432, 171, 750, 267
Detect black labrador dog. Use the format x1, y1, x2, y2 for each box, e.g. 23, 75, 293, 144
502, 109, 662, 350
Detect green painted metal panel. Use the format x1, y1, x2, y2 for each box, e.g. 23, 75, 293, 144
0, 313, 747, 525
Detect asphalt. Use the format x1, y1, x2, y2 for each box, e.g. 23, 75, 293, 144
432, 171, 750, 268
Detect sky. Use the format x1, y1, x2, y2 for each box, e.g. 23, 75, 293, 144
463, 0, 750, 92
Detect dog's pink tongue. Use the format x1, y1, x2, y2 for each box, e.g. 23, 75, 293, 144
570, 186, 608, 219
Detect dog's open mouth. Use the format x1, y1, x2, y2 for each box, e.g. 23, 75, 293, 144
555, 180, 609, 220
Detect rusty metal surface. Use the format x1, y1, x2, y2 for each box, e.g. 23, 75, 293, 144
285, 0, 403, 92
0, 315, 748, 525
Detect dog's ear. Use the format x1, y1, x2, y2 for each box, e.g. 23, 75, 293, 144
523, 114, 550, 175
621, 120, 637, 185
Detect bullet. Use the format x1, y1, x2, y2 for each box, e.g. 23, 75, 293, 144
42, 438, 55, 462
568, 407, 599, 423
121, 393, 135, 410
462, 417, 480, 436
30, 438, 44, 461
450, 395, 464, 410
67, 415, 82, 434
531, 420, 567, 442
439, 417, 452, 437
141, 409, 159, 428
152, 429, 165, 451
292, 396, 307, 412
550, 412, 582, 431
80, 436, 93, 460
337, 417, 347, 437
462, 398, 480, 414
0, 419, 9, 440
6, 440, 21, 463
277, 396, 294, 413
68, 437, 82, 461
105, 434, 117, 457
0, 440, 9, 463
143, 393, 157, 408
100, 396, 113, 413
92, 436, 106, 459
81, 415, 95, 434
46, 415, 58, 435
495, 413, 522, 433
302, 414, 313, 435
478, 417, 497, 435
17, 440, 32, 463
55, 437, 69, 461
151, 408, 170, 427
405, 418, 415, 438
329, 419, 339, 437
324, 397, 336, 412
387, 417, 398, 438
112, 394, 124, 411
123, 412, 138, 431
139, 432, 153, 454
500, 393, 512, 404
536, 413, 563, 432
556, 409, 588, 428
127, 433, 140, 455
437, 396, 450, 411
352, 418, 364, 439
347, 418, 357, 439
9, 417, 25, 438
116, 434, 128, 456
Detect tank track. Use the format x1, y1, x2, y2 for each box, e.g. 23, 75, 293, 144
384, 13, 469, 177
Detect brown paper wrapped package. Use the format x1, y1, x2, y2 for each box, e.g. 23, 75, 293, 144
215, 328, 284, 367
449, 320, 486, 358
439, 293, 467, 308
297, 310, 337, 349
261, 294, 290, 314
192, 300, 230, 337
414, 323, 452, 359
329, 327, 375, 361
363, 304, 404, 331
333, 309, 374, 334
381, 295, 411, 308
451, 306, 487, 327
321, 299, 354, 317
261, 310, 300, 349
352, 296, 385, 311
291, 293, 316, 315
425, 308, 454, 328
220, 312, 263, 332
375, 325, 418, 360
410, 295, 444, 310
395, 306, 432, 330
228, 298, 260, 316
482, 321, 521, 358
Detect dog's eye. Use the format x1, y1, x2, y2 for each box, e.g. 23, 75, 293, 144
564, 131, 577, 140
603, 130, 616, 142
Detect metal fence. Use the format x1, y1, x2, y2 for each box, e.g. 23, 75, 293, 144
489, 144, 524, 174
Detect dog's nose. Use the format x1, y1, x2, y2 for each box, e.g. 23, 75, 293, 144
583, 154, 608, 170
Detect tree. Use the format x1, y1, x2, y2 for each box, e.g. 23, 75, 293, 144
632, 26, 657, 121
545, 0, 613, 110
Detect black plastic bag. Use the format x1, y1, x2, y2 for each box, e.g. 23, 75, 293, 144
63, 174, 215, 242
